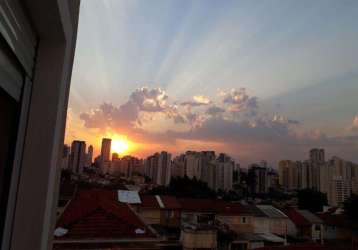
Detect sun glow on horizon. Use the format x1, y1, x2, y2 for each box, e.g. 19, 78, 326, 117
107, 134, 132, 155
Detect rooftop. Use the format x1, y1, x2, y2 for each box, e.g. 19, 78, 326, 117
55, 188, 157, 241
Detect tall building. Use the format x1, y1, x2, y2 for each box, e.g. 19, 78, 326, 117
85, 145, 93, 167
278, 160, 299, 190
200, 151, 217, 190
100, 138, 111, 162
320, 156, 358, 206
248, 164, 268, 194
215, 153, 234, 191
145, 152, 171, 186
172, 155, 185, 178
184, 151, 202, 179
100, 138, 111, 174
310, 148, 325, 164
69, 141, 86, 174
157, 151, 172, 186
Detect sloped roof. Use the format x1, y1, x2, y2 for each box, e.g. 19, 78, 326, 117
282, 208, 311, 227
139, 195, 161, 209
317, 212, 351, 228
55, 188, 157, 240
298, 210, 322, 224
177, 198, 216, 213
256, 205, 288, 219
159, 195, 181, 209
177, 198, 251, 215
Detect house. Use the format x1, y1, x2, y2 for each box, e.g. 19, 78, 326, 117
132, 195, 182, 228
53, 189, 161, 249
215, 202, 255, 234
178, 198, 217, 226
254, 205, 289, 236
283, 208, 324, 243
317, 208, 355, 241
159, 196, 182, 228
181, 224, 217, 250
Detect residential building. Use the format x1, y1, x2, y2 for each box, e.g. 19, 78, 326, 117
53, 189, 160, 249
181, 225, 217, 250
85, 145, 93, 167
200, 151, 217, 190
184, 151, 202, 179
172, 155, 185, 178
157, 151, 172, 186
310, 148, 325, 164
319, 156, 358, 206
279, 160, 300, 190
248, 164, 268, 194
110, 155, 143, 178
69, 140, 86, 174
253, 205, 288, 236
284, 208, 324, 243
318, 208, 354, 241
145, 152, 171, 186
215, 153, 234, 191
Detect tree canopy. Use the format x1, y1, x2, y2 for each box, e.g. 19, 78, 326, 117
297, 188, 328, 212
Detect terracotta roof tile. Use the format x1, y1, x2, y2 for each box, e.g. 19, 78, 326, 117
282, 208, 311, 227
159, 196, 181, 210
139, 195, 160, 209
55, 188, 157, 240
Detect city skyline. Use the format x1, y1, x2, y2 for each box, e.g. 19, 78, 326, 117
66, 0, 358, 165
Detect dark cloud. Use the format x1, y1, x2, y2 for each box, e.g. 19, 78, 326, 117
206, 106, 225, 116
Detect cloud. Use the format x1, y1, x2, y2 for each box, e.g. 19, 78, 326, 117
221, 88, 258, 116
181, 95, 211, 107
80, 87, 169, 130
129, 87, 168, 112
206, 105, 225, 116
77, 86, 358, 165
349, 115, 358, 131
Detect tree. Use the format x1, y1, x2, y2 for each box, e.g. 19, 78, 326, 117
344, 194, 358, 225
147, 176, 216, 199
297, 188, 328, 212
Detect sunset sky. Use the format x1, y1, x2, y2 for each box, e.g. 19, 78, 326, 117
66, 0, 358, 166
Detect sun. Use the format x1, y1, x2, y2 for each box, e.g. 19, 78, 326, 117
111, 136, 131, 155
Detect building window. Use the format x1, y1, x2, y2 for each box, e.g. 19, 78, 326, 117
241, 217, 247, 224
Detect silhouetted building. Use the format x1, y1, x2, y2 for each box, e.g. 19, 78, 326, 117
70, 141, 86, 174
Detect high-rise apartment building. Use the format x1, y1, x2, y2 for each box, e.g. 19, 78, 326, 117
320, 156, 358, 206
86, 145, 93, 167
278, 160, 299, 190
248, 164, 268, 194
145, 152, 171, 186
172, 155, 185, 178
184, 151, 202, 179
70, 141, 86, 174
157, 151, 172, 186
100, 138, 111, 174
310, 148, 325, 164
215, 153, 234, 191
100, 138, 111, 162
